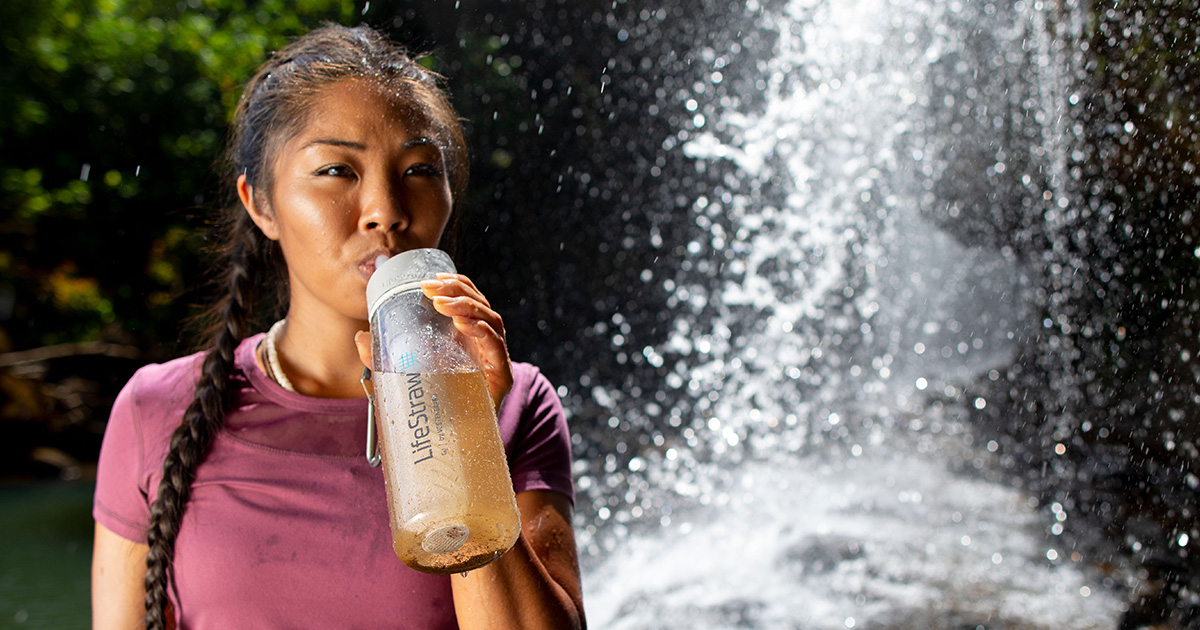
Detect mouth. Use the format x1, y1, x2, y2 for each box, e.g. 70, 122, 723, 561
358, 248, 399, 279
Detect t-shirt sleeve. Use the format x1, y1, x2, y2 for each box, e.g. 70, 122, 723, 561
504, 366, 575, 505
93, 372, 152, 544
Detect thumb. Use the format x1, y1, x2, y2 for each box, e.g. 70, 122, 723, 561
354, 330, 373, 370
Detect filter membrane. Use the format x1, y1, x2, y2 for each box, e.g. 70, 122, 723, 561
423, 524, 470, 554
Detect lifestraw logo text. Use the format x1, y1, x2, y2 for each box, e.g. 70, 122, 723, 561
406, 372, 434, 464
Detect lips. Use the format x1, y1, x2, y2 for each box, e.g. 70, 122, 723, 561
357, 248, 399, 279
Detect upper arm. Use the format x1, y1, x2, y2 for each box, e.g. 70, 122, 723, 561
92, 521, 147, 630
504, 366, 575, 503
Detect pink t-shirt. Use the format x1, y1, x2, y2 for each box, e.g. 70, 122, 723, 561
93, 334, 574, 629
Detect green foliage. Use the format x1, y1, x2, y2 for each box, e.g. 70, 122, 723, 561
0, 0, 358, 349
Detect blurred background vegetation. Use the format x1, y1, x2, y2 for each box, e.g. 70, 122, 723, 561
1, 0, 361, 477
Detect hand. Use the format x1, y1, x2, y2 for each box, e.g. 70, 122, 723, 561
353, 273, 513, 411
423, 273, 514, 410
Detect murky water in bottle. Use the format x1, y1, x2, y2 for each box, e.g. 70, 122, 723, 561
375, 369, 520, 574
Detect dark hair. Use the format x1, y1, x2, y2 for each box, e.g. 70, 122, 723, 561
141, 24, 468, 629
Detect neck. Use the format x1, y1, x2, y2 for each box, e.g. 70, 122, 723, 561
272, 305, 370, 399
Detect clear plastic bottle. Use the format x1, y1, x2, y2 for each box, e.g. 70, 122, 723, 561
365, 248, 520, 574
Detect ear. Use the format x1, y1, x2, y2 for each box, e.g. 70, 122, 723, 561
238, 174, 279, 240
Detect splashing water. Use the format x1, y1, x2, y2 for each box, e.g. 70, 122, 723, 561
579, 0, 1124, 627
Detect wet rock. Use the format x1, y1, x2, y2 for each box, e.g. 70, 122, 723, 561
781, 534, 866, 575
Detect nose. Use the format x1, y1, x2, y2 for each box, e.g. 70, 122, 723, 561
357, 173, 407, 233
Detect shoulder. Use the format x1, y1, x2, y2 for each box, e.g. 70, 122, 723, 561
498, 361, 567, 446
508, 361, 556, 403
125, 350, 206, 403
131, 350, 199, 406
498, 362, 575, 502
111, 349, 208, 454
502, 362, 564, 424
94, 348, 209, 539
123, 334, 260, 414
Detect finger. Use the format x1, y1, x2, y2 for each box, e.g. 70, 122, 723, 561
418, 274, 512, 408
454, 319, 513, 406
449, 314, 509, 370
435, 272, 484, 296
421, 274, 491, 309
430, 296, 507, 341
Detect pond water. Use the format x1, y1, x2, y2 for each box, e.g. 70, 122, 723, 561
0, 481, 93, 628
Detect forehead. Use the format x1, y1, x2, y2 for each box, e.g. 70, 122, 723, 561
296, 78, 438, 142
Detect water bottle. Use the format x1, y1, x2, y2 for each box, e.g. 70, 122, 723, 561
365, 248, 520, 574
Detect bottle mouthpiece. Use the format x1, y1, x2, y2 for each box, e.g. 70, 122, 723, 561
366, 248, 457, 317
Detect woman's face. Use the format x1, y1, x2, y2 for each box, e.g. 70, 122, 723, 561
242, 79, 453, 323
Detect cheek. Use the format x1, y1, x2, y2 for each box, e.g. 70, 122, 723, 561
275, 190, 356, 251
415, 186, 453, 232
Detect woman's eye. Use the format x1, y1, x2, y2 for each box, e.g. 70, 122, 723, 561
316, 164, 355, 177
404, 163, 444, 178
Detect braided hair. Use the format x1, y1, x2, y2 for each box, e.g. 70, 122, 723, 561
141, 24, 468, 629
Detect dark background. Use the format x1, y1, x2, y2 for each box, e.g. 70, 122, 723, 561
2, 0, 1198, 626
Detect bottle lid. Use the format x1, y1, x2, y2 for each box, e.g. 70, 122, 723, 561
366, 248, 457, 317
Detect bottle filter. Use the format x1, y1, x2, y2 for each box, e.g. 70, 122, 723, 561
366, 248, 520, 574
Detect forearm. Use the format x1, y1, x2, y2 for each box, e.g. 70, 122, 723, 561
451, 534, 583, 630
451, 491, 585, 630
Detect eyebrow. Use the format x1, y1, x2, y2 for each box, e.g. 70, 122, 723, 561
303, 138, 365, 150
403, 137, 437, 150
302, 137, 438, 151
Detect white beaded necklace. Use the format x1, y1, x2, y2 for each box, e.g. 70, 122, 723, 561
265, 319, 296, 393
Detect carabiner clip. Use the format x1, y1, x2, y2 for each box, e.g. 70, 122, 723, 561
361, 367, 381, 467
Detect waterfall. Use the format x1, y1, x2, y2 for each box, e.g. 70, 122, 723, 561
576, 0, 1126, 627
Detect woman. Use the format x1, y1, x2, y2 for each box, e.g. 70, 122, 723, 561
91, 24, 584, 630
